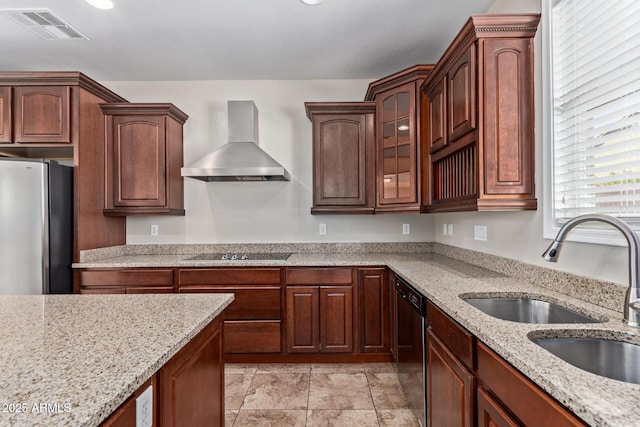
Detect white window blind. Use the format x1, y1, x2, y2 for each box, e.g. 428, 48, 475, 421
551, 0, 640, 223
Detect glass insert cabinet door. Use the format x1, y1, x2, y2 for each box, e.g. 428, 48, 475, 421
379, 83, 416, 205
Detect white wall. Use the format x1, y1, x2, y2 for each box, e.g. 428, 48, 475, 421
102, 79, 434, 244
433, 0, 628, 285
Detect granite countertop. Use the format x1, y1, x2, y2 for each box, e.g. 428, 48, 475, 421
0, 293, 233, 427
72, 244, 640, 426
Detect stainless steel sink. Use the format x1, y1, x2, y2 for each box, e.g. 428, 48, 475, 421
462, 297, 601, 324
531, 337, 640, 384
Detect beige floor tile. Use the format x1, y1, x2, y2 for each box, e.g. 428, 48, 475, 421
226, 363, 259, 375
225, 373, 255, 410
225, 409, 239, 426
311, 363, 365, 374
233, 409, 307, 426
368, 373, 411, 409
364, 362, 399, 374
306, 409, 379, 426
377, 409, 421, 426
256, 363, 311, 374
242, 373, 310, 410
308, 373, 374, 410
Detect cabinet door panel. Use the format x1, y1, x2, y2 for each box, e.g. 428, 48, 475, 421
314, 115, 367, 206
358, 268, 389, 353
286, 286, 320, 353
13, 86, 71, 143
0, 87, 10, 143
111, 116, 166, 207
427, 77, 447, 153
481, 38, 534, 198
427, 329, 475, 427
377, 82, 418, 206
477, 387, 520, 427
320, 286, 353, 353
448, 45, 476, 141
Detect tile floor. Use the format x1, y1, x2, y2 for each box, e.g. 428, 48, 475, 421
225, 363, 420, 426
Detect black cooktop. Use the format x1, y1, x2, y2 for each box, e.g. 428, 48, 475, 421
186, 252, 292, 261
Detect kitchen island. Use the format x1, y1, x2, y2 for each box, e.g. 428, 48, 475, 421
0, 293, 233, 427
73, 242, 640, 426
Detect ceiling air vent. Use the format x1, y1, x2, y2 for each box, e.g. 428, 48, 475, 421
1, 9, 88, 40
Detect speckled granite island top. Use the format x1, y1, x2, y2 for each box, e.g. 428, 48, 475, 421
0, 293, 233, 427
74, 243, 640, 426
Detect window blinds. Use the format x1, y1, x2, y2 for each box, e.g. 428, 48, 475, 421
552, 0, 640, 222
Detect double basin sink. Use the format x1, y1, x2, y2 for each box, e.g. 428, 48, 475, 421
462, 295, 640, 384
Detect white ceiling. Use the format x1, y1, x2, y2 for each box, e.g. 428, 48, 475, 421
0, 0, 495, 81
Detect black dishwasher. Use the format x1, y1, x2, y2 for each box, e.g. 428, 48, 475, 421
395, 276, 427, 427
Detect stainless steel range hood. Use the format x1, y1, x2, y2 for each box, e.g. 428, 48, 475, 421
181, 100, 291, 181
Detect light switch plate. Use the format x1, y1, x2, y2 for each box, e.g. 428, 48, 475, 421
447, 224, 453, 236
150, 224, 158, 236
402, 224, 410, 235
442, 223, 448, 236
319, 224, 327, 235
474, 225, 488, 241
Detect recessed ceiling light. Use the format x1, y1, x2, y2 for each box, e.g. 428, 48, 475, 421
86, 0, 113, 10
299, 0, 322, 5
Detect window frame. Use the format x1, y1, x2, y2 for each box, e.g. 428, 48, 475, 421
542, 0, 637, 246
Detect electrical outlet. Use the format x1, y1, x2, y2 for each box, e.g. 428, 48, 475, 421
150, 224, 158, 236
447, 224, 453, 237
474, 225, 488, 241
136, 385, 153, 427
442, 223, 448, 236
319, 223, 327, 235
402, 224, 410, 235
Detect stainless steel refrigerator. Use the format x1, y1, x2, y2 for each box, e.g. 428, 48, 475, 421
0, 159, 73, 294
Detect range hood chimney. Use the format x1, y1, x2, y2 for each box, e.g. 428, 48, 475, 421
181, 100, 291, 181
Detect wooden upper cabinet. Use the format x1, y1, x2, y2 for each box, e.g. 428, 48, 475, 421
13, 86, 71, 144
426, 77, 446, 153
305, 102, 376, 214
365, 65, 434, 212
421, 14, 540, 212
102, 103, 188, 216
0, 87, 10, 143
377, 83, 417, 206
448, 45, 476, 142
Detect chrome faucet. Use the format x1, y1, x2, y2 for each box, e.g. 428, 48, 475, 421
542, 214, 640, 327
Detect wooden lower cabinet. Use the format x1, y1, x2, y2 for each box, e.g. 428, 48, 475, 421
99, 316, 224, 427
178, 268, 283, 355
160, 316, 224, 427
286, 285, 353, 353
358, 267, 389, 354
426, 328, 475, 427
425, 299, 586, 427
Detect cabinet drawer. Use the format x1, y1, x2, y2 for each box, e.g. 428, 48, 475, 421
224, 320, 281, 353
427, 300, 474, 369
477, 342, 586, 427
79, 269, 174, 287
179, 268, 281, 285
79, 286, 173, 294
286, 268, 353, 285
179, 286, 281, 320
